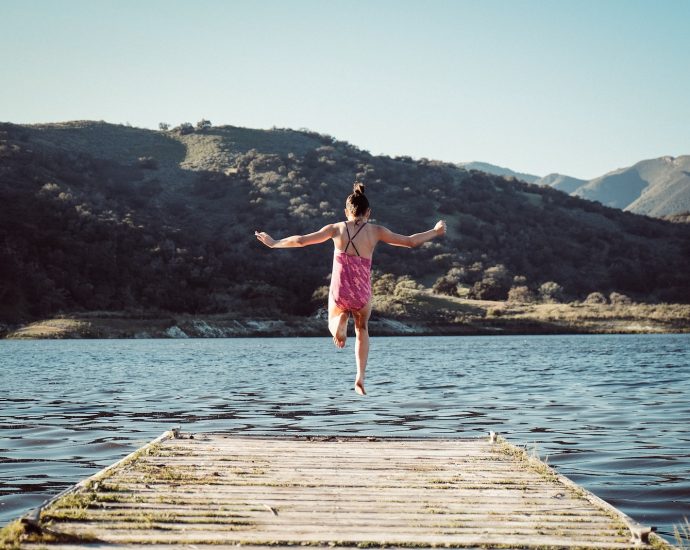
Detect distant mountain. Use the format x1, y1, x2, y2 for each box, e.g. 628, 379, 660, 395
534, 173, 587, 194
457, 162, 540, 184
574, 156, 690, 217
462, 157, 690, 218
1, 121, 689, 324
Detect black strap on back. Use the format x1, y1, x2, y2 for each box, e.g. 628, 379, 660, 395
344, 222, 367, 256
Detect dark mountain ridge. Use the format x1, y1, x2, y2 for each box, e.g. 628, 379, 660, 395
1, 120, 689, 323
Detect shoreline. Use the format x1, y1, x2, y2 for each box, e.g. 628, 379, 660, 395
2, 297, 689, 339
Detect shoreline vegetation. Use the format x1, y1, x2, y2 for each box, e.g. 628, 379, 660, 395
3, 291, 689, 339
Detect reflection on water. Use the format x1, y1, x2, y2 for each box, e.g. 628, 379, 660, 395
1, 334, 689, 541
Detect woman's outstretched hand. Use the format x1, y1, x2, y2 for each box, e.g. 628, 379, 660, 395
434, 220, 447, 236
255, 231, 276, 248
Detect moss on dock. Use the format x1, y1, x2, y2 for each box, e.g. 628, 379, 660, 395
0, 517, 102, 547
0, 520, 24, 550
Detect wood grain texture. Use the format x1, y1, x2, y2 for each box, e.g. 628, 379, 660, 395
18, 432, 669, 549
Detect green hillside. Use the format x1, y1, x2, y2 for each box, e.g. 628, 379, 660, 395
1, 120, 689, 325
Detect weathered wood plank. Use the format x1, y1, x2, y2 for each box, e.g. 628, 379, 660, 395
12, 431, 669, 549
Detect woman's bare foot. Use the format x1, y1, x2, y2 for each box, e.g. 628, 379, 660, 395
333, 329, 346, 349
331, 313, 348, 348
354, 379, 366, 395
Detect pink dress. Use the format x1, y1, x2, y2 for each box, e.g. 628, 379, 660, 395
329, 222, 372, 312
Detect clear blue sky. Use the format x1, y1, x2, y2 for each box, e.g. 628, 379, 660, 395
2, 0, 689, 179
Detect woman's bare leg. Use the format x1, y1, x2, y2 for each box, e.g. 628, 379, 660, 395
352, 300, 372, 395
328, 294, 349, 349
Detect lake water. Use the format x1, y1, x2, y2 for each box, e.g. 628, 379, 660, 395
1, 334, 688, 542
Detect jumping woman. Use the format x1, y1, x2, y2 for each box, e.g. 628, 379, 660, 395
255, 183, 446, 395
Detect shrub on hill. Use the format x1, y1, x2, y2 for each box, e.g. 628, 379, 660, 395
585, 292, 607, 305
175, 122, 194, 135
539, 281, 565, 303
508, 286, 537, 303
609, 292, 632, 305
137, 156, 158, 170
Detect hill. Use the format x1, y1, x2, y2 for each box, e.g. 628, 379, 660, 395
534, 173, 587, 194
579, 156, 690, 217
1, 120, 690, 327
536, 157, 690, 217
467, 157, 690, 218
456, 161, 540, 183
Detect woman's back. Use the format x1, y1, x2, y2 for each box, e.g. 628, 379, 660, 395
332, 221, 378, 259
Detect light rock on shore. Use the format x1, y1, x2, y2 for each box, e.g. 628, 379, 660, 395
164, 326, 189, 338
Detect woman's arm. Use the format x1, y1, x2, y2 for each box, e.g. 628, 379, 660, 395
377, 220, 446, 248
255, 224, 337, 249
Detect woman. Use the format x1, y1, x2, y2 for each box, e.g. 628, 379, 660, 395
255, 183, 446, 395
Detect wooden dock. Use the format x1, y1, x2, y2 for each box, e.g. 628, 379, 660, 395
6, 430, 670, 549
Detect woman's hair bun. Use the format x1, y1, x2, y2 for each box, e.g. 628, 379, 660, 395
346, 181, 370, 216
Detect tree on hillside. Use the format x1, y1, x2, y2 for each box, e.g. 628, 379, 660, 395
585, 292, 607, 304
469, 264, 512, 301
539, 281, 564, 303
609, 292, 632, 305
176, 122, 194, 135
137, 156, 158, 170
508, 286, 536, 303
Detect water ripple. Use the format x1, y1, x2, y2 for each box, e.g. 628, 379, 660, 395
0, 334, 688, 542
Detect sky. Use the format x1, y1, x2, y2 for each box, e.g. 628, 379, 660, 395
1, 0, 689, 179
